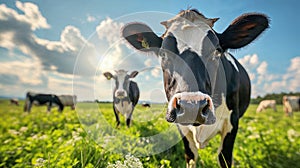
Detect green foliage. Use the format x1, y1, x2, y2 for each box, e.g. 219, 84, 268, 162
0, 99, 299, 167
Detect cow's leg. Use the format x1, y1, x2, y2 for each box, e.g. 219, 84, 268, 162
47, 102, 52, 112
59, 105, 64, 112
27, 101, 32, 113
113, 105, 120, 128
273, 105, 277, 112
178, 126, 198, 168
126, 111, 133, 128
217, 114, 238, 168
24, 101, 28, 112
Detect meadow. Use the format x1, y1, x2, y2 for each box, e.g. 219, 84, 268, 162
0, 99, 299, 168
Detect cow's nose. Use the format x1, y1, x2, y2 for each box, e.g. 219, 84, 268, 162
166, 92, 216, 125
116, 91, 125, 97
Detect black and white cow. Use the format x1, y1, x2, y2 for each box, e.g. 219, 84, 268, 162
103, 70, 140, 128
24, 92, 64, 112
122, 9, 269, 167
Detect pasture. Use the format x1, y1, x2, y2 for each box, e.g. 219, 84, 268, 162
0, 99, 299, 168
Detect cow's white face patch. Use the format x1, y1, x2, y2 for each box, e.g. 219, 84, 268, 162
165, 20, 212, 56
114, 70, 129, 98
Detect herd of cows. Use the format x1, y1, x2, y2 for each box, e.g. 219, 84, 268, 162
256, 97, 300, 116
6, 9, 300, 168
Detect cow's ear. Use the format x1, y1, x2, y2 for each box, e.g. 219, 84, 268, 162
122, 22, 162, 53
217, 13, 269, 50
103, 72, 114, 80
129, 71, 139, 78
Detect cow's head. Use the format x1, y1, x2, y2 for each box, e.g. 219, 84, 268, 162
122, 9, 269, 125
104, 69, 139, 99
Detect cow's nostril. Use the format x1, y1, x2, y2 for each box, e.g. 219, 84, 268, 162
166, 109, 177, 122
201, 104, 210, 116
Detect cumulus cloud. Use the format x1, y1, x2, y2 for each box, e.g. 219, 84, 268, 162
96, 17, 124, 44
239, 54, 300, 97
0, 58, 44, 85
0, 2, 164, 100
14, 1, 50, 30
0, 2, 97, 76
256, 61, 267, 75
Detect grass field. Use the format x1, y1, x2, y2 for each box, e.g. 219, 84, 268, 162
0, 99, 299, 168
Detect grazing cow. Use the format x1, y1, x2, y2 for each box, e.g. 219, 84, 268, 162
256, 100, 277, 113
283, 95, 300, 116
24, 92, 64, 112
10, 98, 19, 106
103, 70, 140, 128
141, 102, 151, 108
122, 9, 269, 167
58, 95, 77, 110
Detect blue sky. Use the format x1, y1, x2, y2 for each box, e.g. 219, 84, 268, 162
0, 0, 299, 101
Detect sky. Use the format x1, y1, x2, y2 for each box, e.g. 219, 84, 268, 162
0, 0, 299, 101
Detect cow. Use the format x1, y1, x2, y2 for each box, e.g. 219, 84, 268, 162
10, 98, 19, 106
141, 102, 151, 108
256, 100, 277, 113
24, 92, 64, 113
283, 95, 300, 116
122, 9, 269, 167
103, 69, 140, 128
58, 95, 77, 110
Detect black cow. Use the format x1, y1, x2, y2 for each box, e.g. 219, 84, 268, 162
141, 102, 151, 108
10, 98, 19, 106
24, 92, 64, 112
103, 69, 140, 128
122, 9, 269, 167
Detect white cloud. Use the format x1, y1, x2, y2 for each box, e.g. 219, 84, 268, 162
87, 14, 96, 22
238, 54, 259, 72
256, 61, 267, 75
0, 58, 44, 85
239, 54, 300, 97
0, 2, 97, 76
0, 2, 166, 101
151, 68, 160, 78
15, 1, 50, 30
96, 17, 124, 44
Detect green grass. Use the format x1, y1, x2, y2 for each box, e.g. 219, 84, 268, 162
0, 99, 299, 167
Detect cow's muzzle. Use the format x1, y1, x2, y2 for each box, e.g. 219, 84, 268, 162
166, 92, 216, 126
115, 90, 127, 99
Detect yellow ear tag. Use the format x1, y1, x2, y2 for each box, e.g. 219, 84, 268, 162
141, 37, 150, 49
